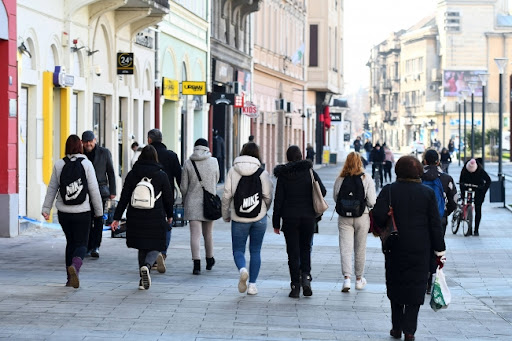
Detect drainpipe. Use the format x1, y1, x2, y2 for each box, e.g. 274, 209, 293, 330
154, 27, 160, 129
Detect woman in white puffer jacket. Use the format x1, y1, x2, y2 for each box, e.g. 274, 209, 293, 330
222, 143, 273, 295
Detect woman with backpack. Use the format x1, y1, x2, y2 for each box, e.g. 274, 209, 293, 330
41, 134, 103, 289
110, 145, 174, 290
181, 138, 220, 275
333, 152, 376, 292
222, 143, 273, 295
273, 145, 326, 298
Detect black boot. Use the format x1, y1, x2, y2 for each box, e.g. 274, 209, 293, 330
473, 228, 479, 236
302, 274, 312, 296
193, 260, 201, 275
289, 282, 300, 298
206, 257, 215, 270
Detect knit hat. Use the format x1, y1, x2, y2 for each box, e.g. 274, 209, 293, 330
194, 138, 208, 147
466, 159, 478, 173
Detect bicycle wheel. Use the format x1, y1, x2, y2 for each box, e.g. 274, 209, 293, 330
463, 206, 473, 236
451, 210, 460, 234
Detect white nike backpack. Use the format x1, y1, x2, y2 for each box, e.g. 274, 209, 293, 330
131, 177, 161, 209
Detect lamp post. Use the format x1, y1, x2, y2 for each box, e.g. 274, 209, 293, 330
468, 81, 478, 158
494, 57, 507, 206
458, 94, 462, 166
478, 73, 490, 167
461, 90, 469, 162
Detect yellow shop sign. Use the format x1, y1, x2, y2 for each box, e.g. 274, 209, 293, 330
182, 81, 206, 95
163, 78, 179, 101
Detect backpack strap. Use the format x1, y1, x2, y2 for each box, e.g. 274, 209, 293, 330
254, 168, 264, 177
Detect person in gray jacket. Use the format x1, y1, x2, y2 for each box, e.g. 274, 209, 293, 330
222, 143, 273, 295
42, 135, 103, 288
180, 138, 220, 275
333, 152, 376, 292
82, 130, 116, 258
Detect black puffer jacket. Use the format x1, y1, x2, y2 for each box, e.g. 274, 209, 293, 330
113, 160, 173, 251
459, 163, 491, 206
272, 160, 326, 229
85, 145, 116, 199
373, 181, 445, 305
422, 165, 458, 217
150, 141, 182, 188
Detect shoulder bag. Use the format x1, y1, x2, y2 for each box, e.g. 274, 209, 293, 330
310, 169, 329, 216
379, 184, 399, 254
191, 160, 222, 221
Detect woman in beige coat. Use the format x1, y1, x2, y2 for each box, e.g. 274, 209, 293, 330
181, 138, 220, 274
333, 152, 376, 292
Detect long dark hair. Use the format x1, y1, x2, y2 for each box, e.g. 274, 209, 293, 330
138, 145, 159, 162
241, 142, 261, 161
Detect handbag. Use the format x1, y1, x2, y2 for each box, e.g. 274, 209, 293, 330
378, 185, 399, 254
310, 169, 328, 216
430, 266, 451, 311
191, 160, 222, 221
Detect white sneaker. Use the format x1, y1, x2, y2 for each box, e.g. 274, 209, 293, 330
247, 283, 258, 295
238, 268, 249, 293
156, 253, 166, 273
356, 277, 367, 290
140, 266, 151, 290
342, 278, 351, 292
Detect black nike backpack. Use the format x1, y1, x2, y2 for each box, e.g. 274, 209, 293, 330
335, 174, 366, 218
233, 168, 264, 218
59, 156, 89, 205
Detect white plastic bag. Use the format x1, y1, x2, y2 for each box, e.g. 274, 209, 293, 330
430, 266, 451, 311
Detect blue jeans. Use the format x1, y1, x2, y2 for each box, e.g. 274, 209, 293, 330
231, 216, 267, 283
162, 225, 172, 256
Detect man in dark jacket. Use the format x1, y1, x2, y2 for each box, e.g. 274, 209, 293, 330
369, 143, 385, 187
353, 136, 362, 152
82, 130, 116, 258
148, 129, 182, 262
422, 149, 457, 294
212, 130, 225, 183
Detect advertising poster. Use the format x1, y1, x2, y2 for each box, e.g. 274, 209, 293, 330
443, 70, 485, 97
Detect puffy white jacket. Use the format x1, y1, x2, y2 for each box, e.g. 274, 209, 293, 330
222, 156, 273, 223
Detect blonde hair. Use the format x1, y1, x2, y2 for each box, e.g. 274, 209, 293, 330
339, 152, 365, 178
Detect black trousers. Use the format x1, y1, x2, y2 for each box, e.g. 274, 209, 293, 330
391, 301, 420, 335
372, 163, 384, 185
217, 158, 225, 183
138, 250, 159, 269
88, 199, 106, 250
58, 211, 91, 267
384, 161, 392, 182
282, 217, 315, 284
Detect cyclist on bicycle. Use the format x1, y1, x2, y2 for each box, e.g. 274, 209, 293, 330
459, 159, 491, 236
370, 143, 385, 188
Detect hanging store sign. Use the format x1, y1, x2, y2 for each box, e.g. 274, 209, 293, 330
234, 95, 244, 108
117, 53, 134, 75
182, 81, 206, 95
53, 66, 74, 87
242, 101, 259, 118
163, 78, 179, 101
208, 92, 235, 105
330, 113, 342, 122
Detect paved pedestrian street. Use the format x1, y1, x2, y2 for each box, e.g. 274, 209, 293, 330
1, 162, 511, 340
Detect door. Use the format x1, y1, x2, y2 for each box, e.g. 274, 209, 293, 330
18, 87, 28, 217
93, 95, 106, 147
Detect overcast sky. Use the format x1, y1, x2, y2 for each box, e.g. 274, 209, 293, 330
343, 0, 438, 93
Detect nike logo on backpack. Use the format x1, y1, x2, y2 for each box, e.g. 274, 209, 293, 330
239, 193, 260, 213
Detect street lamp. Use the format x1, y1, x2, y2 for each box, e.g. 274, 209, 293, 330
461, 90, 470, 162
478, 72, 490, 167
494, 57, 507, 206
468, 81, 478, 158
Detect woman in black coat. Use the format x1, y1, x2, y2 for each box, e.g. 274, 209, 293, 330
273, 145, 326, 298
111, 145, 173, 290
372, 156, 446, 341
459, 158, 491, 236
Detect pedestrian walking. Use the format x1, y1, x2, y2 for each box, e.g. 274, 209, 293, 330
440, 148, 452, 174
363, 139, 373, 161
222, 142, 273, 295
383, 144, 395, 183
421, 149, 457, 293
273, 145, 326, 298
306, 143, 315, 163
333, 152, 376, 293
181, 138, 220, 274
353, 136, 362, 152
212, 130, 225, 183
148, 128, 182, 265
110, 145, 174, 290
372, 156, 446, 341
370, 143, 385, 187
82, 130, 116, 259
41, 134, 103, 288
459, 158, 491, 236
130, 141, 143, 168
